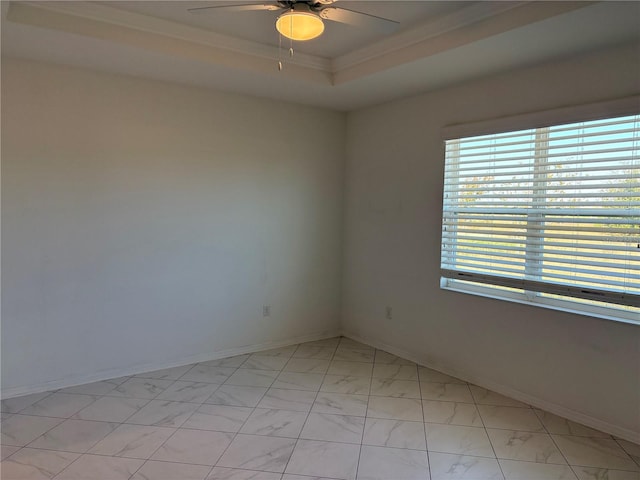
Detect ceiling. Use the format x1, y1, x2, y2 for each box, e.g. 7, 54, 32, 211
102, 1, 472, 58
2, 1, 639, 111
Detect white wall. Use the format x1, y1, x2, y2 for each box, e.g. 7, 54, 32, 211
342, 43, 640, 440
1, 58, 345, 396
3, 43, 639, 441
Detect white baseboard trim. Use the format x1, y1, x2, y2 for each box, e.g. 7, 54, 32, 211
341, 329, 640, 445
1, 329, 342, 400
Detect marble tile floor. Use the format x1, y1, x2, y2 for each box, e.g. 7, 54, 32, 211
1, 336, 638, 480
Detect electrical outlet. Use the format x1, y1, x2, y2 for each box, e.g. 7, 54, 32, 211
385, 306, 392, 320
263, 305, 271, 317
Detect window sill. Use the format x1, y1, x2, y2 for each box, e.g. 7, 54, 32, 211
441, 279, 640, 326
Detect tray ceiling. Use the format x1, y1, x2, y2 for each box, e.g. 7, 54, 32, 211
2, 1, 639, 110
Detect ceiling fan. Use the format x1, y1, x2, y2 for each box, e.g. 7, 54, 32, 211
187, 1, 400, 42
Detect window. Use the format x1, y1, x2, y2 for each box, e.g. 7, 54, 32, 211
440, 108, 639, 324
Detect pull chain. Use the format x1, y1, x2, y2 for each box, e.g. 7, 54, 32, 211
278, 12, 295, 71
278, 32, 283, 71
289, 16, 294, 58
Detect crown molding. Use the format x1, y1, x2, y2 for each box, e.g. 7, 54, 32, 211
332, 1, 526, 73
332, 1, 592, 84
7, 1, 332, 73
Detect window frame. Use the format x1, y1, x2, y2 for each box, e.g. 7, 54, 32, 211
440, 96, 640, 325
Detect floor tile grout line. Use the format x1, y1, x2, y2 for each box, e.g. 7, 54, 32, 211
123, 419, 185, 478
568, 461, 640, 474
611, 436, 640, 468
476, 418, 506, 479
454, 371, 507, 479
1, 444, 25, 463
16, 414, 73, 452
532, 410, 638, 473
534, 406, 575, 470
50, 449, 215, 480
416, 354, 432, 480
5, 399, 547, 424
17, 441, 603, 468
354, 338, 377, 480
4, 390, 57, 414
480, 392, 569, 478
49, 443, 92, 479
557, 435, 640, 474
280, 337, 341, 478
107, 395, 156, 427
5, 413, 624, 450
207, 365, 284, 474
424, 447, 565, 463
181, 362, 241, 388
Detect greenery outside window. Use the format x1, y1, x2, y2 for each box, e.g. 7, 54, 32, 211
440, 103, 639, 324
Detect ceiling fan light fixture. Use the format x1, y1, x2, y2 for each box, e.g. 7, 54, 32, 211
276, 4, 324, 41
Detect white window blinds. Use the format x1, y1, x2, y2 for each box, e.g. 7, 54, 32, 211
441, 113, 640, 321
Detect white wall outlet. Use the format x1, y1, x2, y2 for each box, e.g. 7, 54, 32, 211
385, 306, 392, 320
263, 305, 271, 317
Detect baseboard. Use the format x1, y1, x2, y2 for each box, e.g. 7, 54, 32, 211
1, 329, 342, 400
340, 329, 640, 445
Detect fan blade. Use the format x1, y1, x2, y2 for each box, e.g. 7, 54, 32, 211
319, 6, 399, 34
187, 3, 280, 14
